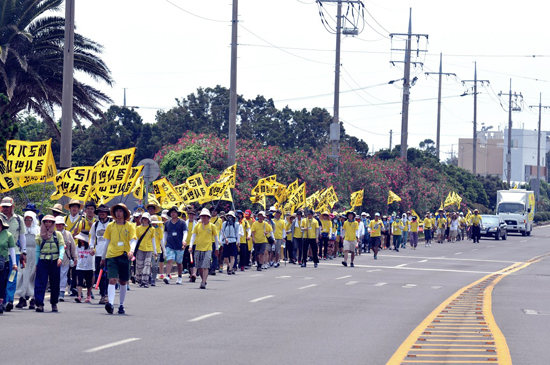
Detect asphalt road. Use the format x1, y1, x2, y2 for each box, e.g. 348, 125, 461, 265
1, 226, 549, 365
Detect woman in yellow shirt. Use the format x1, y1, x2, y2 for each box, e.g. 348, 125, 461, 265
190, 208, 219, 289
285, 215, 295, 263
391, 218, 403, 252
135, 213, 156, 288
409, 216, 419, 249
423, 213, 433, 247
319, 211, 332, 260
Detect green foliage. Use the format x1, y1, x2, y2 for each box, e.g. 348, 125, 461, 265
0, 94, 18, 156
159, 145, 206, 184
0, 183, 58, 216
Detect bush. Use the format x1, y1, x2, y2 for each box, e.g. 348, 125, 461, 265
534, 213, 544, 223
542, 212, 550, 221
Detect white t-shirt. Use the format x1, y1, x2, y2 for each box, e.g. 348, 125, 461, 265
450, 220, 459, 231
76, 245, 94, 270
90, 220, 109, 258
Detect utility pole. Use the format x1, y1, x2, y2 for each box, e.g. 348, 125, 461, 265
389, 9, 428, 161
425, 53, 456, 160
60, 0, 75, 169
228, 0, 238, 167
499, 79, 523, 186
461, 62, 489, 175
123, 88, 127, 107
389, 129, 393, 150
529, 93, 550, 202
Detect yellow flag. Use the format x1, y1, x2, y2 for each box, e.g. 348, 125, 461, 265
186, 173, 206, 189
220, 187, 233, 202
147, 194, 161, 208
453, 191, 462, 209
288, 183, 306, 210
154, 178, 183, 208
0, 155, 21, 193
306, 190, 320, 209
174, 183, 188, 200
217, 163, 237, 188
410, 209, 424, 224
122, 166, 144, 196
350, 189, 364, 208
273, 184, 287, 203
18, 151, 57, 187
387, 190, 401, 205
287, 179, 299, 196
317, 186, 338, 210
251, 175, 277, 196
132, 176, 144, 200
250, 194, 266, 210
6, 139, 53, 178
51, 166, 93, 201
444, 192, 454, 207
87, 189, 115, 206
90, 148, 135, 189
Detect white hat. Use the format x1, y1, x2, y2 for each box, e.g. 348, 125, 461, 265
374, 212, 380, 217
161, 209, 169, 220
54, 216, 67, 226
133, 211, 142, 218
199, 208, 211, 217
269, 206, 277, 212
141, 212, 152, 223
226, 211, 236, 218
75, 231, 89, 243
361, 212, 367, 216
0, 197, 14, 207
257, 211, 266, 217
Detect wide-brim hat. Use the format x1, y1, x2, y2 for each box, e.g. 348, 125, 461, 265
473, 209, 479, 213
49, 203, 65, 215
42, 215, 56, 223
226, 211, 236, 218
257, 211, 266, 217
346, 211, 356, 218
0, 197, 14, 207
151, 215, 163, 225
141, 212, 152, 223
0, 215, 9, 229
110, 203, 131, 221
95, 204, 110, 215
412, 216, 417, 220
167, 206, 180, 216
23, 203, 39, 213
75, 231, 89, 243
146, 202, 161, 214
84, 201, 97, 209
321, 211, 330, 217
64, 199, 83, 211
199, 208, 211, 217
54, 216, 67, 226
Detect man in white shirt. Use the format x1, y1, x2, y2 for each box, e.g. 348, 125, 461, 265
89, 204, 111, 304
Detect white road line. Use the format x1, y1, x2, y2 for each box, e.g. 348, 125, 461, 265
336, 275, 352, 280
348, 255, 516, 263
374, 282, 387, 286
250, 295, 274, 303
250, 274, 263, 277
418, 260, 428, 263
488, 245, 495, 248
303, 277, 314, 280
454, 252, 462, 255
188, 312, 222, 322
403, 284, 417, 288
396, 264, 407, 267
321, 263, 495, 274
345, 281, 359, 286
431, 286, 443, 289
298, 284, 317, 290
366, 269, 381, 273
84, 338, 141, 353
275, 276, 291, 279
471, 249, 479, 251
521, 240, 527, 243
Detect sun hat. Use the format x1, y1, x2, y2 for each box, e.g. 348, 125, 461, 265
146, 201, 161, 214
84, 201, 96, 209
257, 211, 266, 217
54, 216, 67, 226
346, 211, 356, 218
226, 211, 236, 218
42, 215, 56, 223
75, 231, 90, 243
168, 206, 180, 216
0, 197, 14, 207
49, 203, 65, 215
141, 212, 152, 223
374, 213, 380, 217
95, 204, 110, 215
199, 208, 211, 217
244, 209, 252, 218
64, 199, 83, 211
110, 203, 131, 221
23, 203, 40, 214
0, 215, 9, 229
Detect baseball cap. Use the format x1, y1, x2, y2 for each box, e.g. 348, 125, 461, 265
0, 197, 14, 207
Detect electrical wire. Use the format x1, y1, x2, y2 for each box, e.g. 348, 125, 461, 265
163, 0, 228, 23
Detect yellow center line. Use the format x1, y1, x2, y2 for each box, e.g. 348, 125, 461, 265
386, 256, 545, 365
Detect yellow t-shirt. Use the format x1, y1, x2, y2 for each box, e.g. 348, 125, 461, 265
471, 215, 482, 226
154, 225, 164, 253
104, 221, 137, 258
239, 219, 249, 244
431, 218, 436, 227
392, 221, 403, 235
320, 219, 332, 234
410, 221, 419, 232
251, 221, 272, 244
437, 217, 446, 229
65, 215, 83, 236
192, 222, 218, 251
293, 219, 303, 239
212, 217, 223, 235
273, 218, 285, 240
285, 220, 293, 241
368, 220, 383, 237
301, 218, 320, 239
424, 218, 432, 229
402, 220, 409, 232
136, 225, 155, 252
343, 220, 359, 241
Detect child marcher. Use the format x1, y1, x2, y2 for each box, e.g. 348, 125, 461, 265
74, 231, 94, 303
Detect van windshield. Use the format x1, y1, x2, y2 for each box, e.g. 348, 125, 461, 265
497, 203, 524, 214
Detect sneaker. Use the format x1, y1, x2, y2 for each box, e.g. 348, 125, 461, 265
99, 296, 107, 305
105, 303, 114, 314
164, 277, 170, 284
342, 261, 347, 267
219, 269, 223, 273
374, 255, 377, 260
15, 297, 27, 309
5, 301, 13, 312
189, 275, 197, 282
275, 262, 280, 268
200, 283, 206, 289
350, 263, 354, 267
0, 306, 3, 314
85, 296, 91, 303
51, 304, 58, 312
257, 267, 262, 272
36, 305, 44, 313
91, 293, 95, 299
159, 275, 164, 279
75, 297, 81, 303
314, 263, 318, 268
176, 277, 182, 285
183, 269, 189, 274
28, 299, 36, 310
240, 267, 245, 272
301, 263, 306, 268
118, 305, 125, 314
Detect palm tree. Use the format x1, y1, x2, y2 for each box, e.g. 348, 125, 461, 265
0, 0, 113, 137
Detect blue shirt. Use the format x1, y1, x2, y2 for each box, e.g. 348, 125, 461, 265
164, 219, 187, 251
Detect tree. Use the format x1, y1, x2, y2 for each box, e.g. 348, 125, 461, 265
0, 94, 18, 155
0, 0, 113, 137
419, 139, 436, 155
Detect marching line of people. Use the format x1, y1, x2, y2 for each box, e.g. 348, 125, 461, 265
0, 195, 484, 315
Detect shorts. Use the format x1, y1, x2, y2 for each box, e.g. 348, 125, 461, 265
275, 239, 284, 253
195, 250, 212, 269
437, 228, 445, 236
369, 236, 381, 248
223, 242, 238, 258
76, 270, 93, 288
159, 252, 164, 263
253, 243, 266, 256
165, 247, 184, 264
265, 243, 273, 253
338, 236, 343, 248
106, 255, 131, 281
343, 240, 356, 251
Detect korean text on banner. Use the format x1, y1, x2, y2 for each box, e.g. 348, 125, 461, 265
6, 139, 52, 177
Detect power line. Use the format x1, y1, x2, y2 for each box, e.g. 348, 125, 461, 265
163, 0, 228, 23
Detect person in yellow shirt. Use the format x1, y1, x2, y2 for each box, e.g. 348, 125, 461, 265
423, 213, 433, 247
300, 210, 320, 268
189, 208, 219, 289
409, 216, 419, 249
285, 214, 295, 263
470, 209, 482, 243
341, 211, 359, 267
368, 213, 384, 260
64, 199, 83, 237
290, 211, 304, 264
135, 213, 156, 288
401, 213, 410, 249
237, 210, 250, 271
436, 210, 447, 244
100, 203, 137, 315
272, 210, 286, 267
319, 211, 332, 260
251, 211, 273, 271
391, 217, 403, 252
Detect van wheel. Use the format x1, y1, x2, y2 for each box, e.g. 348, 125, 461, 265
526, 230, 531, 236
